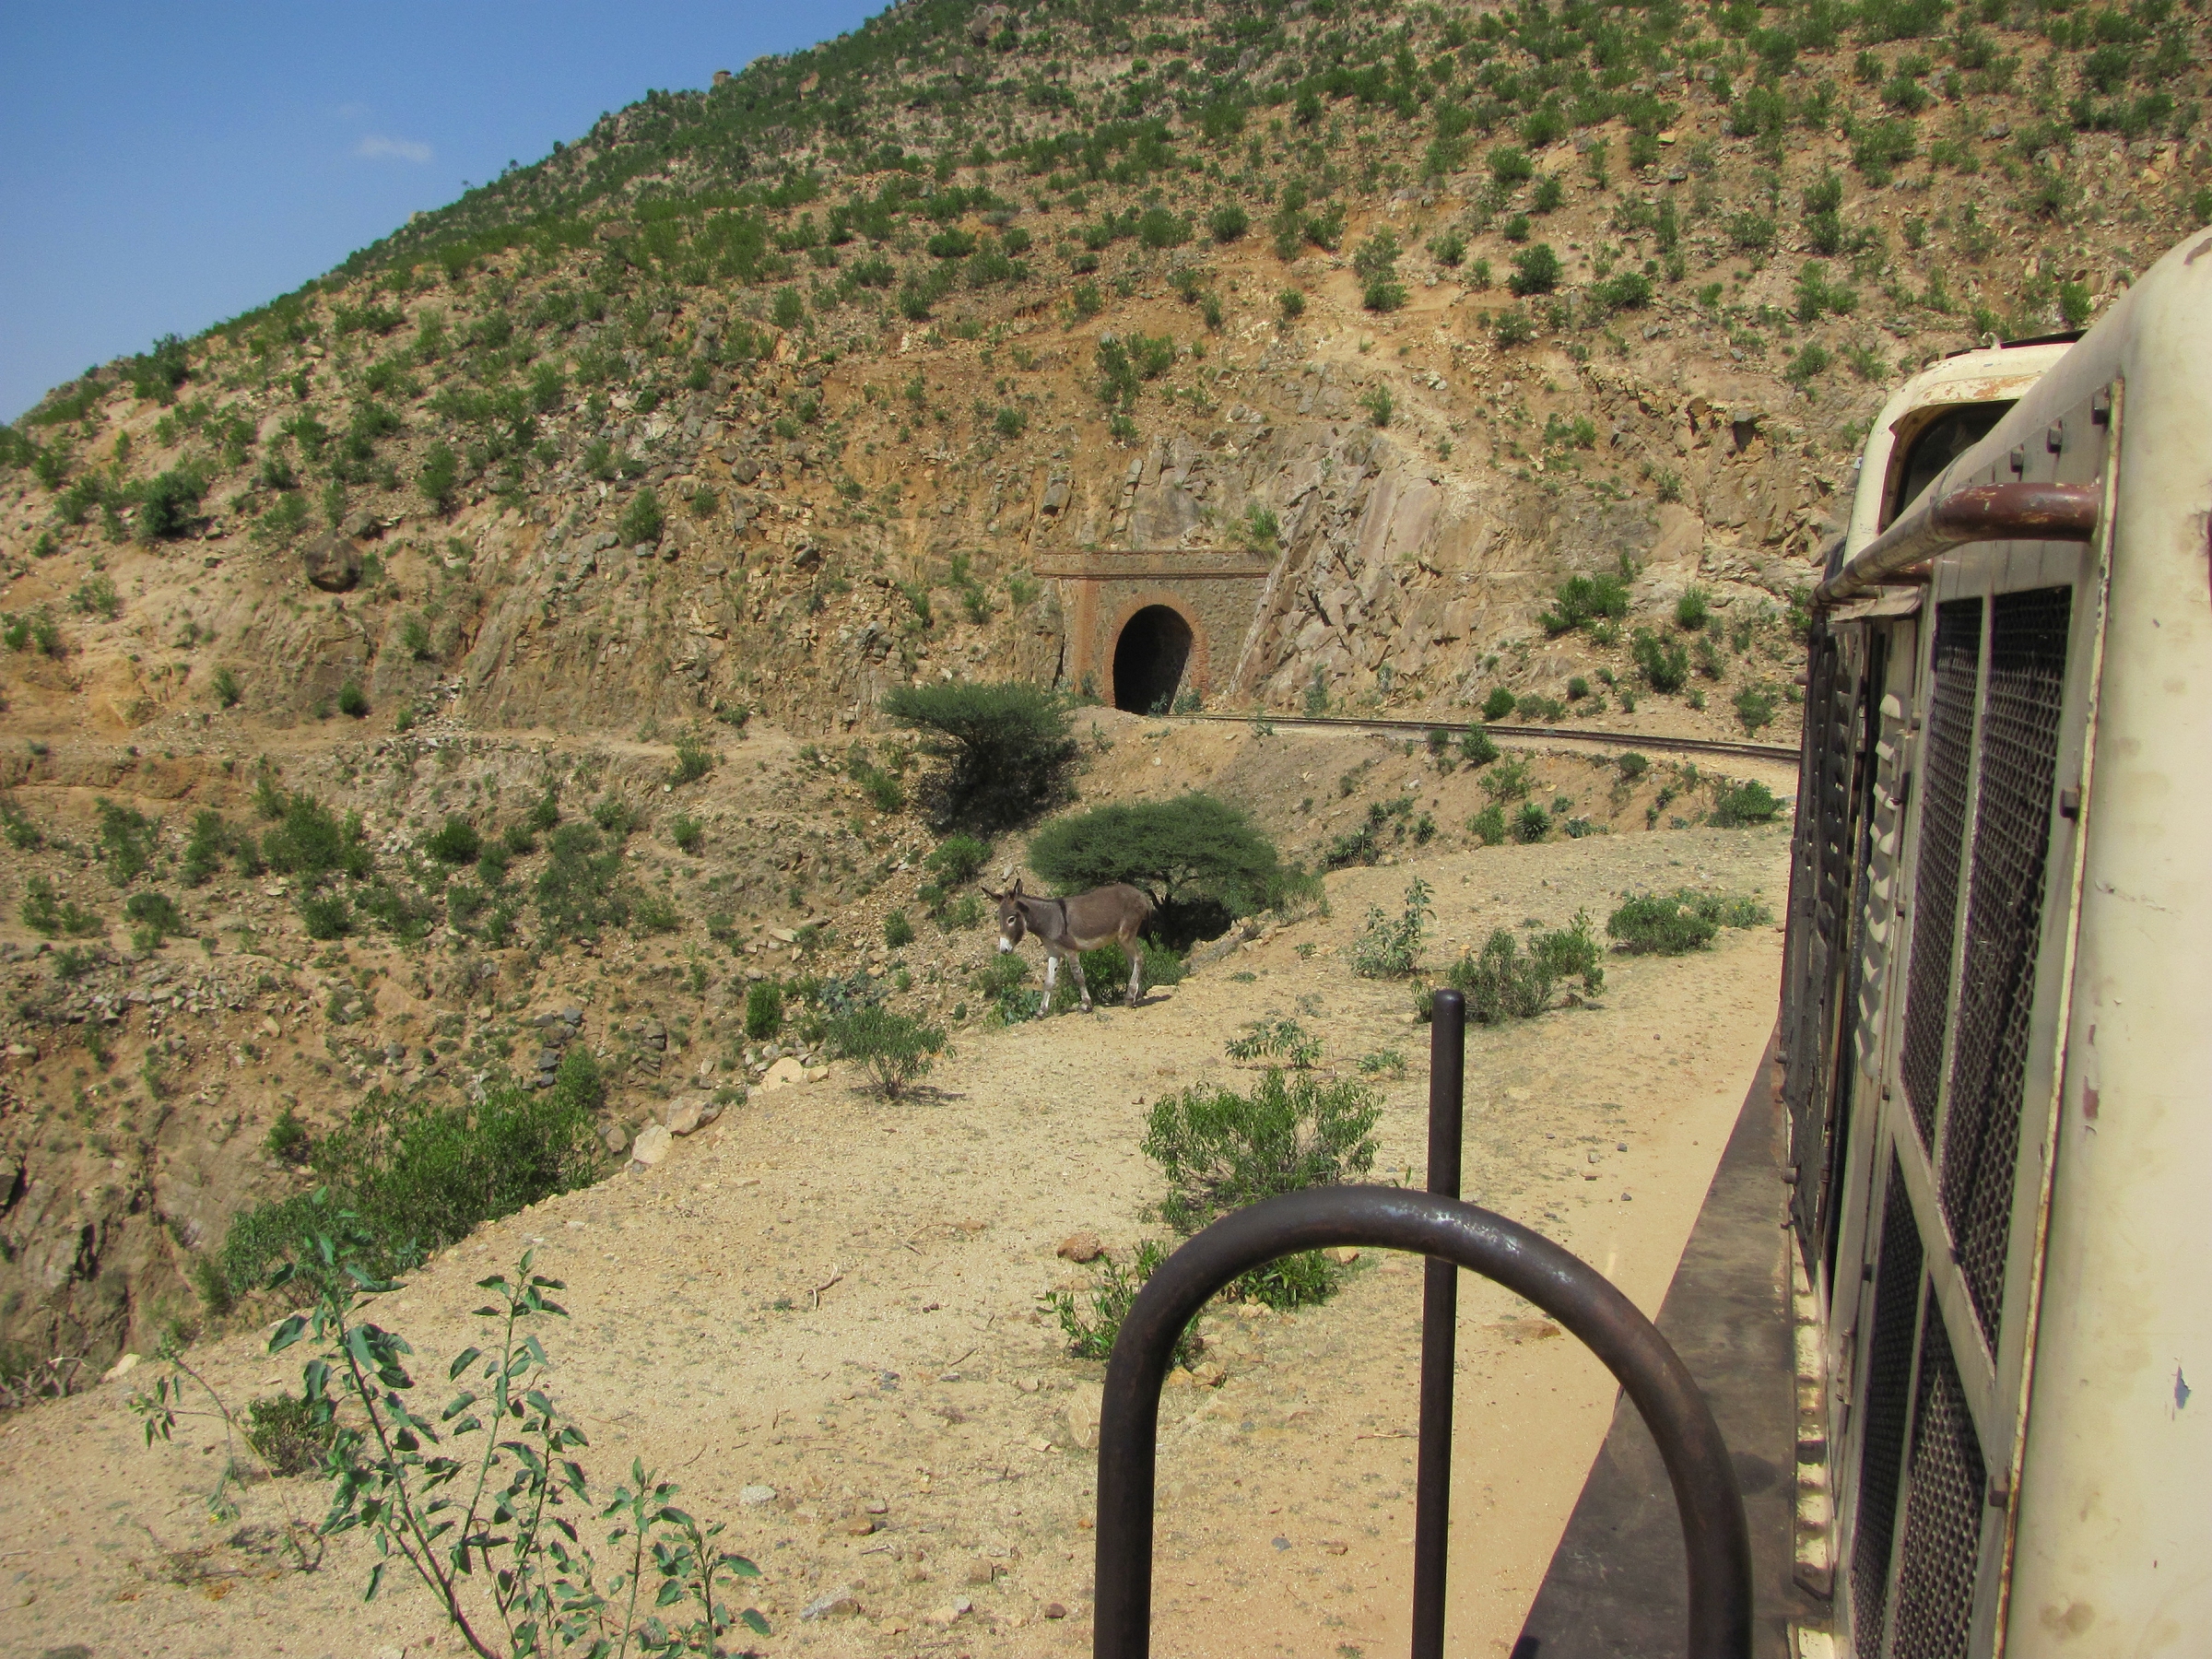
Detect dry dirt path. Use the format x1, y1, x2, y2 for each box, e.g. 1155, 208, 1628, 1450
0, 824, 1789, 1659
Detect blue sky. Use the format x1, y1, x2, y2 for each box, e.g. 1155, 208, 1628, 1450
0, 1, 880, 421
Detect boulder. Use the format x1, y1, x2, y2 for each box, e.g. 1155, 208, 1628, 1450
301, 533, 363, 593
628, 1123, 673, 1169
757, 1056, 810, 1092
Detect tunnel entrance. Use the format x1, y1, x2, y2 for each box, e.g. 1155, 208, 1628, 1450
1112, 606, 1194, 713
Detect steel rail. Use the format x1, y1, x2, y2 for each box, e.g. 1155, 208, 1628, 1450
1180, 711, 1801, 766
1092, 1186, 1754, 1659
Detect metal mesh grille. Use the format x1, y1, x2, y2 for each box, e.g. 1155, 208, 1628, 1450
1888, 1296, 1989, 1659
1900, 600, 1983, 1148
1852, 1155, 1925, 1659
1939, 586, 2070, 1348
1791, 632, 1861, 1252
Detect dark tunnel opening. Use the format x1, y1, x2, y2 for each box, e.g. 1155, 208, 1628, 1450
1112, 605, 1194, 713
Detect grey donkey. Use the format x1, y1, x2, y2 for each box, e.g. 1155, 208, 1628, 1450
986, 879, 1158, 1016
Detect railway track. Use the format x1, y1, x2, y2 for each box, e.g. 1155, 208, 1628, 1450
1181, 712, 1802, 767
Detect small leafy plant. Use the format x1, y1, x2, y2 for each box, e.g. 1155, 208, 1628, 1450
1045, 1240, 1200, 1368
1441, 912, 1605, 1024
1351, 877, 1432, 979
1144, 1070, 1380, 1235
1225, 1018, 1324, 1069
138, 1229, 771, 1658
830, 1004, 945, 1098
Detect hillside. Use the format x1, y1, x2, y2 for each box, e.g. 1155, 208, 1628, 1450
0, 0, 2207, 1385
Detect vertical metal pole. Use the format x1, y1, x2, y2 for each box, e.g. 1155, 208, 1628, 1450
1411, 988, 1465, 1659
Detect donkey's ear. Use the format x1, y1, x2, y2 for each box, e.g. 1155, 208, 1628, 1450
980, 885, 1003, 900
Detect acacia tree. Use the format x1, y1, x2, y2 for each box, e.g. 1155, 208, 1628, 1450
1027, 792, 1296, 945
881, 679, 1077, 832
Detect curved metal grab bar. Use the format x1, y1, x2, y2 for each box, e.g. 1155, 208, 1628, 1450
1092, 1186, 1754, 1659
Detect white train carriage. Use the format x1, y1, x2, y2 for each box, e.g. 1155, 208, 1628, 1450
1780, 224, 2212, 1657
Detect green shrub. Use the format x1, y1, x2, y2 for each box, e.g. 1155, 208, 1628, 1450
1468, 803, 1508, 845
1459, 726, 1500, 768
883, 679, 1077, 833
1541, 562, 1634, 633
884, 910, 916, 948
1, 796, 41, 852
19, 876, 100, 938
929, 833, 992, 886
210, 665, 241, 707
262, 791, 370, 881
299, 892, 351, 939
1481, 756, 1533, 801
1607, 894, 1717, 954
1489, 144, 1535, 182
123, 889, 184, 948
1514, 802, 1551, 842
830, 1005, 946, 1099
669, 813, 704, 853
630, 891, 681, 935
1352, 877, 1432, 979
1046, 1241, 1200, 1366
419, 441, 458, 511
1734, 685, 1778, 734
73, 575, 122, 618
243, 1392, 335, 1477
1143, 1069, 1380, 1234
1444, 914, 1603, 1023
535, 821, 628, 941
618, 487, 665, 547
207, 1057, 604, 1297
336, 680, 368, 718
745, 981, 785, 1041
1633, 629, 1690, 691
423, 815, 480, 865
856, 764, 904, 813
1676, 586, 1712, 630
1209, 203, 1249, 241
1510, 244, 1562, 296
151, 1231, 770, 1651
670, 732, 713, 784
1711, 780, 1785, 826
1482, 687, 1517, 722
95, 798, 159, 886
265, 1104, 311, 1161
1224, 1017, 1324, 1068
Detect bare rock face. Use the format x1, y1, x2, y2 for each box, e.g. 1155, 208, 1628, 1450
301, 533, 363, 593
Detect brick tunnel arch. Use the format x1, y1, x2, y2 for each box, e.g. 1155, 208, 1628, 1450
1112, 602, 1199, 712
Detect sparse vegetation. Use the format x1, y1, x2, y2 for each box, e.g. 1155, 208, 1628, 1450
1441, 913, 1605, 1025
1144, 1069, 1380, 1237
1607, 890, 1772, 955
1351, 877, 1432, 979
830, 1004, 945, 1099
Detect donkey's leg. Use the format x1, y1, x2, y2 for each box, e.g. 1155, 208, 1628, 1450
1072, 951, 1091, 1012
1124, 933, 1145, 1002
1040, 951, 1058, 1018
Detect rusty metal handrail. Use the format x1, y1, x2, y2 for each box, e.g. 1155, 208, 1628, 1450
1817, 479, 2100, 606
1091, 1187, 1754, 1659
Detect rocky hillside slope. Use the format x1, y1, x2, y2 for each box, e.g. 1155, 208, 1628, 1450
0, 0, 2206, 1379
